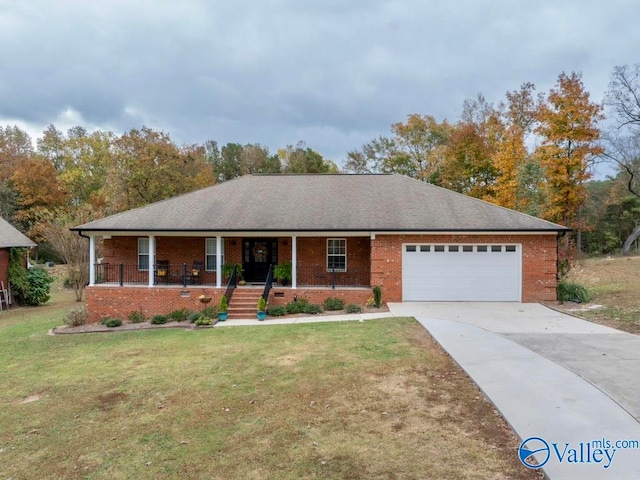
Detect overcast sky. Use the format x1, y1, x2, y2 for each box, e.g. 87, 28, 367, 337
1, 0, 638, 166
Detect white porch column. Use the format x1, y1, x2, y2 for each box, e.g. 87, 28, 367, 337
216, 236, 222, 288
88, 235, 96, 286
148, 235, 156, 287
291, 235, 297, 289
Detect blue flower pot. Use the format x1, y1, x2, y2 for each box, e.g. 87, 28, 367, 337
257, 311, 267, 321
218, 312, 228, 321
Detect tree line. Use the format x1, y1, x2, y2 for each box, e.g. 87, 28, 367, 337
1, 65, 639, 266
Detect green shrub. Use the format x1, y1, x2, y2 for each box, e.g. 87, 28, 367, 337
304, 303, 323, 315
345, 304, 363, 313
127, 310, 147, 324
257, 296, 266, 312
219, 295, 228, 313
12, 266, 55, 306
202, 306, 217, 318
104, 318, 123, 328
188, 311, 202, 323
372, 286, 382, 308
323, 297, 344, 311
557, 280, 592, 304
286, 298, 309, 314
168, 308, 192, 322
194, 315, 214, 326
64, 307, 88, 327
268, 306, 286, 317
150, 314, 169, 325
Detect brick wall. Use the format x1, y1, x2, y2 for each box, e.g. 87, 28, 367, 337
0, 248, 8, 288
370, 234, 558, 302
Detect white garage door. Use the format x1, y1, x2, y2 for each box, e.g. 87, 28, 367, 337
402, 244, 521, 301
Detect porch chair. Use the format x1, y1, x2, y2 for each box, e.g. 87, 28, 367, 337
0, 281, 9, 312
155, 260, 170, 285
189, 260, 203, 285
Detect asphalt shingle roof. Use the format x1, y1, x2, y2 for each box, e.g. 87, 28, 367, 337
0, 217, 36, 248
73, 174, 567, 233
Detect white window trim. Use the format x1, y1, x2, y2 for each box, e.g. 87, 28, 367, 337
327, 238, 347, 272
205, 238, 224, 272
138, 238, 149, 271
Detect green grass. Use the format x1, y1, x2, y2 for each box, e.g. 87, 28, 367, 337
0, 295, 537, 479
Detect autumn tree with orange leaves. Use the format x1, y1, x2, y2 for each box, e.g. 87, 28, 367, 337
535, 72, 604, 232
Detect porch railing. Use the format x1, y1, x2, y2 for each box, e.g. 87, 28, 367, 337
262, 264, 274, 301
224, 264, 238, 302
93, 263, 371, 288
94, 263, 217, 287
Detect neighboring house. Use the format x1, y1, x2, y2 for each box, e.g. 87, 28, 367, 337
0, 216, 37, 303
72, 174, 568, 322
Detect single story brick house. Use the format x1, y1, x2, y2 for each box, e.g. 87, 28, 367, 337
0, 216, 37, 305
72, 174, 568, 322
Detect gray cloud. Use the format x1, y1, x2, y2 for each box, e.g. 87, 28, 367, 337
0, 0, 638, 162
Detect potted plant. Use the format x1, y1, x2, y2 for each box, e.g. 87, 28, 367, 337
218, 294, 228, 321
222, 263, 244, 282
257, 296, 267, 321
274, 262, 292, 286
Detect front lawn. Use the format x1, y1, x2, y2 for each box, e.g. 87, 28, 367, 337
0, 300, 537, 479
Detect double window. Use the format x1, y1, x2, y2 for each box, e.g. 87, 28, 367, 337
138, 238, 149, 271
205, 238, 224, 271
327, 238, 346, 272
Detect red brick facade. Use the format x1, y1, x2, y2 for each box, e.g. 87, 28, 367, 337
85, 233, 559, 322
0, 248, 8, 290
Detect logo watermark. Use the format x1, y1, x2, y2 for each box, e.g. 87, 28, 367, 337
519, 436, 639, 470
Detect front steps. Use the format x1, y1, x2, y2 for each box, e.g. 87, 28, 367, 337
227, 288, 263, 320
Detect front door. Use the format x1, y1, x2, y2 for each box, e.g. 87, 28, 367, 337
243, 238, 278, 283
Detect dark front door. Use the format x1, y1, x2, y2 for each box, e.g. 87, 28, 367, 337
243, 238, 278, 283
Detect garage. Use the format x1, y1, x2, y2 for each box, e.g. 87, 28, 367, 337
402, 244, 522, 301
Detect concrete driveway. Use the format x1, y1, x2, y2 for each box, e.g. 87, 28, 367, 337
388, 302, 640, 480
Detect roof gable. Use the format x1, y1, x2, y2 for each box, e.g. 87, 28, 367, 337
0, 217, 36, 248
73, 174, 567, 233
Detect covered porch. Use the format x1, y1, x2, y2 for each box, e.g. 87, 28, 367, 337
90, 234, 372, 289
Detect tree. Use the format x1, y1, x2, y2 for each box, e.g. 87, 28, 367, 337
603, 64, 640, 252
0, 126, 34, 221
109, 127, 213, 210
344, 115, 452, 180
11, 157, 68, 239
535, 72, 604, 233
279, 142, 338, 173
40, 209, 94, 301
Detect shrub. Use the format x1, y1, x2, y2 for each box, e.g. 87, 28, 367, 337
285, 298, 309, 314
257, 296, 266, 312
64, 307, 88, 327
304, 303, 323, 315
268, 306, 286, 317
202, 306, 217, 318
168, 308, 192, 322
150, 314, 169, 325
194, 315, 213, 326
12, 265, 55, 306
219, 295, 228, 313
104, 318, 123, 328
323, 297, 344, 311
557, 280, 592, 304
128, 310, 147, 324
188, 311, 202, 323
372, 286, 382, 308
345, 304, 363, 313
366, 297, 376, 308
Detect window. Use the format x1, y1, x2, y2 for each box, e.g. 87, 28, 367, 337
327, 238, 347, 272
434, 245, 445, 252
138, 238, 149, 271
448, 245, 459, 252
505, 245, 517, 252
406, 245, 417, 252
477, 246, 488, 252
420, 245, 430, 252
491, 245, 502, 252
462, 245, 473, 252
206, 238, 224, 271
